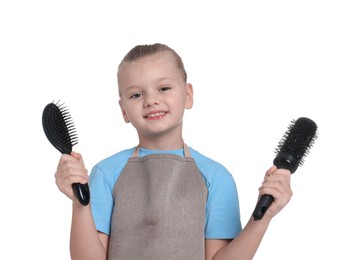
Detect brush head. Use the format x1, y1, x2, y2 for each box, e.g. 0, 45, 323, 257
273, 117, 318, 173
42, 100, 78, 154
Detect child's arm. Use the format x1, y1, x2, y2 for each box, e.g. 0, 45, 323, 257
55, 152, 108, 260
205, 166, 292, 260
70, 202, 108, 260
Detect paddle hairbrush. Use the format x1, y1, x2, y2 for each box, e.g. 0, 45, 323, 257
42, 100, 90, 206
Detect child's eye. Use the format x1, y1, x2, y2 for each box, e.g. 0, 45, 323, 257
160, 86, 171, 92
130, 92, 142, 99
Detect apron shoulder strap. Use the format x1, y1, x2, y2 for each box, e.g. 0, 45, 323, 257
183, 143, 192, 158
131, 146, 139, 157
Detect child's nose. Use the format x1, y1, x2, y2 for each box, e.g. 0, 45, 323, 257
143, 93, 160, 107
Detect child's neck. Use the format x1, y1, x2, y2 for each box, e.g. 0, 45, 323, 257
138, 137, 184, 151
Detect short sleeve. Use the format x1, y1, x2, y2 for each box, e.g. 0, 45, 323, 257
189, 148, 242, 239
89, 166, 114, 235
204, 172, 242, 239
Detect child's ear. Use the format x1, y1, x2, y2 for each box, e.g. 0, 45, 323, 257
185, 83, 193, 109
119, 99, 131, 123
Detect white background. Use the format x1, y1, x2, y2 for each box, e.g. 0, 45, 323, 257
1, 1, 336, 259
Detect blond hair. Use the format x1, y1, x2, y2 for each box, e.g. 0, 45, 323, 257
118, 43, 187, 83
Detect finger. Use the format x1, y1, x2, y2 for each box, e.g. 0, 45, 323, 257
55, 170, 89, 199
56, 155, 88, 177
259, 174, 292, 200
261, 174, 290, 193
56, 154, 78, 173
269, 169, 291, 187
56, 164, 89, 182
57, 173, 89, 189
264, 165, 277, 180
70, 151, 87, 169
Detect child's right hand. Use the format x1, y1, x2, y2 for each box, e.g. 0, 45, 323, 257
54, 151, 89, 202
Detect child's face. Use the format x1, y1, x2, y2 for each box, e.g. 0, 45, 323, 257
118, 52, 193, 140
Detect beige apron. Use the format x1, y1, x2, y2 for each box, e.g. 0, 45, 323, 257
108, 144, 208, 260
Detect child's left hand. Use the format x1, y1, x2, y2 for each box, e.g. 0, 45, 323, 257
258, 165, 293, 219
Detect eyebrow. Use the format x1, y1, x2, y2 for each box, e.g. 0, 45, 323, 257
123, 77, 175, 91
123, 85, 140, 94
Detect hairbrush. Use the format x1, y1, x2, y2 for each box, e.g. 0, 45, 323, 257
253, 117, 318, 220
273, 117, 318, 173
42, 100, 90, 206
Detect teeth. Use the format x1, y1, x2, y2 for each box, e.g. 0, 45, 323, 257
147, 112, 165, 118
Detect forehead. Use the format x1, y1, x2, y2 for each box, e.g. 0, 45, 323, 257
117, 52, 184, 92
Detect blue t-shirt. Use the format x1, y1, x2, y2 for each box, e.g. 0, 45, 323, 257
89, 146, 242, 239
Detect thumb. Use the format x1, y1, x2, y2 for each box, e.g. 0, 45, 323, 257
70, 151, 82, 159
264, 165, 277, 180
70, 151, 86, 168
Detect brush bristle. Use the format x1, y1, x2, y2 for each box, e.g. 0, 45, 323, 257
275, 117, 318, 167
42, 100, 78, 154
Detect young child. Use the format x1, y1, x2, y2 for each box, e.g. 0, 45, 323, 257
55, 43, 292, 260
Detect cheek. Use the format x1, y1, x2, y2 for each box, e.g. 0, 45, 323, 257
173, 93, 191, 109
119, 102, 132, 123
170, 96, 189, 112
123, 104, 142, 123
121, 110, 130, 123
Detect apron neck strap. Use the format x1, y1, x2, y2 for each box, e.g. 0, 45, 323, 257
132, 143, 192, 158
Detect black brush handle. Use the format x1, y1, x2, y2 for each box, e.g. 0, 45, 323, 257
252, 194, 274, 220
72, 183, 90, 206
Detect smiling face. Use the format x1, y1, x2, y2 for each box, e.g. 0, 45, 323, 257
118, 51, 193, 148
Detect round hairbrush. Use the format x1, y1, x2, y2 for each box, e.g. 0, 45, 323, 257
253, 117, 318, 220
42, 100, 90, 206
